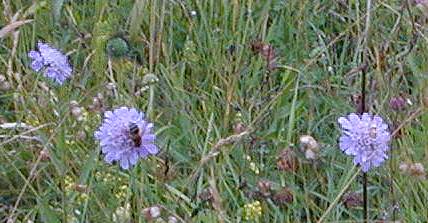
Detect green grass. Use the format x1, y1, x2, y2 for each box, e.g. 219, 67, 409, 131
1, 0, 428, 222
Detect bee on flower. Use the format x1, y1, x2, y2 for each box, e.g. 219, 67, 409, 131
94, 107, 158, 169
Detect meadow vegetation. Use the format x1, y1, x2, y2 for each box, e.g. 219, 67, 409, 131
1, 0, 428, 222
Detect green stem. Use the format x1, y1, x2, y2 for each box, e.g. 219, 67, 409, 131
363, 173, 368, 223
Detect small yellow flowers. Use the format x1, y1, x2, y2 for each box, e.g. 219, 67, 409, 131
243, 200, 262, 221
245, 155, 260, 175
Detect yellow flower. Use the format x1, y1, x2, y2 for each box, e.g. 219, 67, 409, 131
244, 200, 262, 221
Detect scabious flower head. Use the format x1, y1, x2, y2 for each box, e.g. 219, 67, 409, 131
338, 113, 391, 172
28, 41, 72, 84
94, 107, 158, 169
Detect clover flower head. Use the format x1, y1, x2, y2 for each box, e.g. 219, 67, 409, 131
94, 107, 158, 169
28, 41, 72, 84
338, 113, 391, 172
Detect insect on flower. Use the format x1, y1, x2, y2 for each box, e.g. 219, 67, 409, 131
128, 122, 142, 147
94, 107, 158, 169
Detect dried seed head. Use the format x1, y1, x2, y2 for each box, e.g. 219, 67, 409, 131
250, 40, 277, 70
69, 100, 79, 108
73, 184, 89, 193
389, 96, 407, 111
245, 190, 265, 201
0, 81, 11, 91
400, 162, 426, 180
399, 162, 409, 171
106, 82, 116, 90
0, 115, 6, 124
277, 148, 298, 172
272, 187, 293, 206
351, 94, 362, 109
168, 216, 178, 223
423, 86, 428, 108
71, 107, 83, 120
40, 148, 50, 161
299, 135, 319, 160
198, 188, 213, 202
257, 180, 272, 197
88, 93, 104, 112
409, 163, 426, 179
300, 135, 319, 151
76, 130, 87, 141
233, 122, 246, 134
143, 206, 161, 221
342, 192, 363, 208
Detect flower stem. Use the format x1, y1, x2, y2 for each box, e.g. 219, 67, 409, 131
360, 0, 370, 220
363, 172, 368, 223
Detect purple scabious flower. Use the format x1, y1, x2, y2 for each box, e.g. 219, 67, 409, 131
95, 107, 158, 169
28, 41, 72, 84
338, 113, 391, 172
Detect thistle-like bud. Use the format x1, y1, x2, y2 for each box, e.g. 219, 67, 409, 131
106, 37, 129, 58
